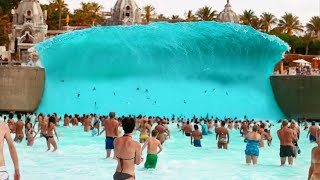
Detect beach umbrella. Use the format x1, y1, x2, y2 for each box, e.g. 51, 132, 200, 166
293, 59, 311, 65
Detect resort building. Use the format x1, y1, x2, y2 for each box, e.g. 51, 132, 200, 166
9, 0, 48, 61
217, 0, 240, 23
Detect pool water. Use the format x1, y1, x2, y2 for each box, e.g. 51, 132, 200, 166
3, 122, 316, 180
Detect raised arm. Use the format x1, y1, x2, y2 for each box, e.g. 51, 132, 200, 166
4, 124, 20, 180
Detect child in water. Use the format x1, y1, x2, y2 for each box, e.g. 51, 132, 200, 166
141, 130, 163, 169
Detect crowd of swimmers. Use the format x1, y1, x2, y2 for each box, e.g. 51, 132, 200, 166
0, 112, 320, 180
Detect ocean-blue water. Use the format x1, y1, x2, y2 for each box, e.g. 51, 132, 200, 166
35, 22, 289, 119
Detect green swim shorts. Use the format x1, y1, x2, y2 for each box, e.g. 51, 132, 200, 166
144, 154, 158, 169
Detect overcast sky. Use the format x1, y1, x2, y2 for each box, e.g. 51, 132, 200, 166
39, 0, 320, 25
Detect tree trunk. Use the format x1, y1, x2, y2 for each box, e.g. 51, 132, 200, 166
305, 44, 309, 55
58, 9, 62, 30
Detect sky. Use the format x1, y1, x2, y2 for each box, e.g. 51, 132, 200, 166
39, 0, 320, 25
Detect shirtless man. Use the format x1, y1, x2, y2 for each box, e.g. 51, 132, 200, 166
277, 120, 296, 166
258, 123, 267, 148
191, 125, 202, 147
234, 121, 240, 130
307, 122, 318, 143
208, 120, 214, 134
114, 117, 143, 179
183, 121, 192, 137
100, 112, 118, 158
155, 120, 166, 144
241, 121, 249, 138
308, 136, 320, 180
14, 114, 24, 143
304, 120, 309, 131
63, 114, 70, 127
216, 121, 230, 149
7, 113, 15, 133
84, 115, 92, 132
0, 122, 20, 180
141, 130, 163, 169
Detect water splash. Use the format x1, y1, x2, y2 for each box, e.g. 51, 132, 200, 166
36, 22, 289, 119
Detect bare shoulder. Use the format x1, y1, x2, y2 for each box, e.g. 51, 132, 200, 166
0, 122, 9, 130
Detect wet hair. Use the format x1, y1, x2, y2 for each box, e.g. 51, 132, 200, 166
187, 121, 190, 125
312, 121, 316, 126
194, 124, 199, 130
122, 117, 135, 134
221, 121, 226, 126
48, 116, 55, 127
252, 125, 258, 132
9, 113, 13, 119
260, 123, 265, 129
17, 113, 21, 120
109, 112, 115, 118
152, 130, 159, 137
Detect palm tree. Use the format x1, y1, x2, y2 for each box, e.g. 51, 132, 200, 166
260, 12, 277, 33
301, 33, 313, 55
240, 9, 256, 26
88, 2, 103, 25
157, 14, 166, 20
306, 16, 320, 38
186, 10, 195, 22
143, 5, 155, 24
196, 6, 217, 21
171, 15, 179, 20
51, 0, 67, 30
278, 12, 304, 36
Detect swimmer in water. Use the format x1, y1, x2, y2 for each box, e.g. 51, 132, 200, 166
216, 121, 230, 149
141, 130, 163, 169
191, 125, 202, 147
184, 121, 192, 137
139, 117, 151, 143
307, 122, 318, 143
47, 116, 59, 152
155, 120, 166, 145
100, 112, 119, 158
245, 125, 261, 165
27, 123, 38, 146
77, 93, 80, 98
277, 120, 296, 166
14, 114, 24, 143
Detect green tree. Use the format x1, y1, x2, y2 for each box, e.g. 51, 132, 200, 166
278, 12, 304, 36
73, 2, 103, 26
306, 16, 320, 38
240, 9, 256, 26
301, 33, 313, 55
196, 6, 217, 21
51, 0, 68, 30
260, 12, 277, 33
0, 6, 10, 46
157, 14, 167, 20
143, 5, 155, 24
171, 15, 180, 20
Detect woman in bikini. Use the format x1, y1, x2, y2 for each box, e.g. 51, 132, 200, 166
114, 117, 143, 180
27, 123, 38, 146
47, 116, 59, 152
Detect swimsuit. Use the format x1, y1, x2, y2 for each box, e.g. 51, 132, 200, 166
46, 136, 54, 140
310, 135, 317, 142
185, 132, 191, 137
140, 134, 148, 141
114, 135, 135, 180
105, 136, 116, 150
280, 145, 295, 158
218, 138, 227, 144
245, 139, 260, 156
194, 139, 202, 147
144, 154, 158, 169
0, 166, 9, 180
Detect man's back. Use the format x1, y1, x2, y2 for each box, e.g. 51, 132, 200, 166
310, 126, 318, 136
278, 128, 294, 146
147, 138, 160, 154
15, 121, 24, 135
104, 118, 118, 137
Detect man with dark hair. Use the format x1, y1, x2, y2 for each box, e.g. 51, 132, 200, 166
191, 125, 202, 147
100, 112, 118, 158
277, 120, 296, 166
14, 114, 24, 143
141, 130, 163, 169
216, 121, 230, 149
184, 121, 192, 137
155, 120, 166, 144
307, 121, 318, 143
114, 117, 143, 180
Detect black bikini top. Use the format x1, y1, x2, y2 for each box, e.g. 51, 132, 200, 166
117, 134, 135, 172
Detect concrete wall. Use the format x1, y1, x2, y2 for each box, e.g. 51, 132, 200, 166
0, 66, 45, 112
270, 75, 320, 120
